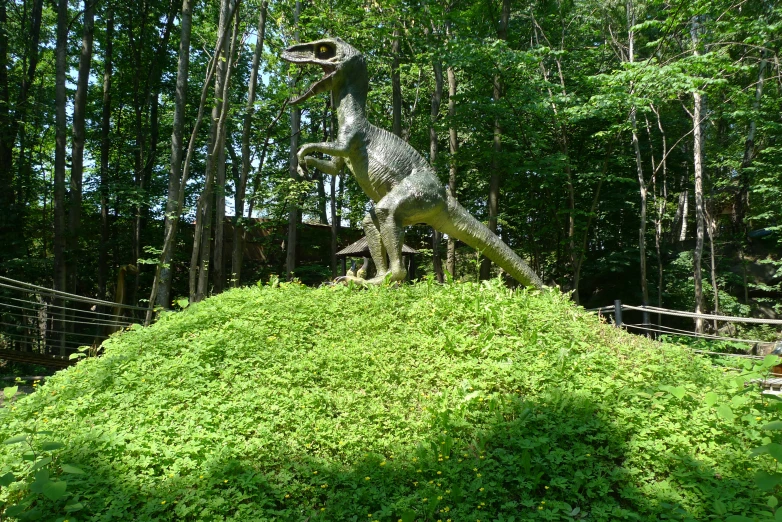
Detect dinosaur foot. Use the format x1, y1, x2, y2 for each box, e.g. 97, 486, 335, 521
333, 275, 371, 286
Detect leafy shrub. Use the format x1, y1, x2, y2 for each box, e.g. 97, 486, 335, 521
0, 280, 777, 521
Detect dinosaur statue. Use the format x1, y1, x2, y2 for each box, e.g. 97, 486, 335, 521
282, 37, 543, 288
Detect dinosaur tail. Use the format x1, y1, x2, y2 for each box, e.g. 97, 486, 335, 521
433, 192, 543, 288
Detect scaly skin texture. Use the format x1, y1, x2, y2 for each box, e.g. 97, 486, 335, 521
282, 38, 543, 288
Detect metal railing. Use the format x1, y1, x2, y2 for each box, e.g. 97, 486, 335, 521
0, 276, 149, 360
588, 300, 782, 357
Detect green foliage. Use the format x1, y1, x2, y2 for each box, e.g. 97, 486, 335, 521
0, 283, 778, 520
0, 386, 86, 519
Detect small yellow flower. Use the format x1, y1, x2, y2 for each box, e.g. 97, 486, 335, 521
479, 487, 484, 492
380, 461, 386, 466
161, 501, 166, 505
321, 508, 325, 511
223, 480, 228, 483
438, 496, 443, 500
200, 475, 204, 479
538, 506, 543, 510
365, 476, 370, 481
476, 473, 482, 477
321, 484, 327, 488
285, 494, 290, 498
413, 481, 418, 486
313, 471, 318, 474
473, 467, 478, 471
544, 486, 549, 489
437, 471, 442, 475
423, 498, 428, 502
586, 453, 591, 457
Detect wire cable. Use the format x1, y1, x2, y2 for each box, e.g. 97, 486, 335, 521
0, 276, 150, 312
628, 322, 765, 344
622, 304, 782, 325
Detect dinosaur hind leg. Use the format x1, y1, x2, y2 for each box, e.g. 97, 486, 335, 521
370, 204, 406, 283
363, 209, 389, 276
369, 173, 447, 284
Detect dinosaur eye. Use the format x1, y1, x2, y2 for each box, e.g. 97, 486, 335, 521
316, 44, 335, 59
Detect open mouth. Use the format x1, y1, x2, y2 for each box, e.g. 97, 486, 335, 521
289, 66, 336, 105
282, 41, 339, 104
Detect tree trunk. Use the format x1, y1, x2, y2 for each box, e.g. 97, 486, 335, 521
191, 0, 231, 300
99, 7, 114, 301
66, 0, 95, 295
734, 55, 766, 304
233, 0, 267, 287
446, 64, 459, 279
627, 1, 649, 316
691, 20, 706, 334
430, 54, 444, 283
212, 3, 240, 294
195, 0, 238, 301
286, 0, 302, 279
128, 8, 147, 273
650, 106, 668, 323
157, 0, 193, 308
391, 27, 402, 137
53, 0, 67, 297
480, 0, 509, 281
315, 108, 329, 224
146, 0, 238, 322
212, 7, 241, 295
706, 208, 719, 330
0, 2, 10, 226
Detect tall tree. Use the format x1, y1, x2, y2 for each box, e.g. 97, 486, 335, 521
52, 0, 68, 295
391, 26, 403, 138
156, 0, 193, 308
233, 0, 268, 287
690, 17, 706, 334
446, 64, 459, 279
626, 0, 650, 318
148, 0, 238, 321
286, 0, 302, 279
430, 53, 444, 283
67, 0, 96, 294
480, 0, 509, 281
99, 7, 115, 300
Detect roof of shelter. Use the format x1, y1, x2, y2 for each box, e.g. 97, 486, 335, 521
336, 236, 419, 257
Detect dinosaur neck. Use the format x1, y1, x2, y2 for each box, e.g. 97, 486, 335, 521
333, 77, 368, 129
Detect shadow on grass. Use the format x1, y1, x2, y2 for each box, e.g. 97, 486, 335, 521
19, 389, 762, 522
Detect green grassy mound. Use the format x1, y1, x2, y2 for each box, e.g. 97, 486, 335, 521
0, 281, 777, 521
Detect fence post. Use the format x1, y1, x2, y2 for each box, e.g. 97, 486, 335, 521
614, 299, 622, 328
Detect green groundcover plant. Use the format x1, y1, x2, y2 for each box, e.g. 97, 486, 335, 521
1, 279, 782, 521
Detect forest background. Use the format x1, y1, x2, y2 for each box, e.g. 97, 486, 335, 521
0, 0, 780, 332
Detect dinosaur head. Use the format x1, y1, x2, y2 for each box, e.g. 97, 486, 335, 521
282, 37, 364, 104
